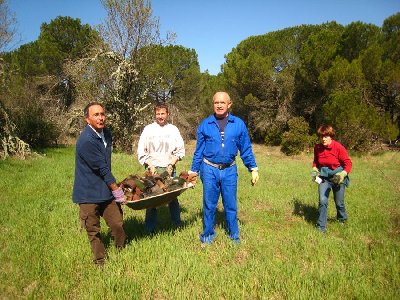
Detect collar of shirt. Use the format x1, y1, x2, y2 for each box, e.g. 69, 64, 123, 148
324, 140, 335, 149
209, 113, 234, 124
88, 125, 107, 148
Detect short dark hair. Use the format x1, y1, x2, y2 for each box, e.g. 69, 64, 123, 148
317, 125, 336, 138
154, 103, 169, 113
84, 102, 105, 117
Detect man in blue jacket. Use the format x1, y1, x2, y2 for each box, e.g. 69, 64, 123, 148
72, 102, 126, 265
190, 92, 259, 245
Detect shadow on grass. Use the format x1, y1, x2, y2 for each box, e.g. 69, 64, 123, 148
292, 198, 319, 225
192, 205, 231, 236
103, 202, 233, 247
119, 205, 199, 244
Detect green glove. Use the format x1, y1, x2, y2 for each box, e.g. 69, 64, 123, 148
333, 170, 347, 185
312, 167, 320, 177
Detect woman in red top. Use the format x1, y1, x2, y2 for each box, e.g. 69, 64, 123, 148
312, 125, 352, 233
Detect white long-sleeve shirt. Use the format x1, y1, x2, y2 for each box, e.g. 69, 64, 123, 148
137, 122, 185, 167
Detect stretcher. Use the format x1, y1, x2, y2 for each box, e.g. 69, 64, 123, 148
125, 182, 194, 210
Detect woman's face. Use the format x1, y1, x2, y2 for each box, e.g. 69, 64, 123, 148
321, 135, 332, 147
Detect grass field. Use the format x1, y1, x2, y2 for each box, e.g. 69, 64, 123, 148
0, 142, 399, 299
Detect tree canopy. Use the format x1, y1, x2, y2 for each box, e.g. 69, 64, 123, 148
222, 14, 400, 151
1, 3, 399, 158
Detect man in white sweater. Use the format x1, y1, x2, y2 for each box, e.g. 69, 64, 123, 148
137, 103, 185, 232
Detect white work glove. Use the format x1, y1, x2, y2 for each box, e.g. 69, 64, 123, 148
311, 166, 322, 184
312, 166, 320, 177
251, 168, 259, 186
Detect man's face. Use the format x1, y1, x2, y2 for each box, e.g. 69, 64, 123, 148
85, 105, 106, 132
213, 93, 232, 118
155, 108, 169, 126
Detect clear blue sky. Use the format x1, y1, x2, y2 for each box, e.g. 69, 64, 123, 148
8, 0, 400, 75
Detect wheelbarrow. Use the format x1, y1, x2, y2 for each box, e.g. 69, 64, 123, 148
125, 182, 194, 210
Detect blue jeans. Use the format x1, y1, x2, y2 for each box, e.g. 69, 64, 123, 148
144, 198, 181, 232
200, 162, 239, 243
144, 166, 181, 232
317, 178, 347, 230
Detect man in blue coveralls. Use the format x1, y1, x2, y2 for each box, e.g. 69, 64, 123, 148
189, 91, 259, 244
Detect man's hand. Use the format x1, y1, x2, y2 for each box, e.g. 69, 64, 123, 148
166, 164, 174, 176
112, 187, 126, 203
188, 170, 198, 186
146, 160, 156, 175
169, 155, 179, 166
333, 170, 347, 185
251, 168, 259, 186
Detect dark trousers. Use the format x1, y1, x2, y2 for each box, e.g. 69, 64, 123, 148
79, 201, 126, 264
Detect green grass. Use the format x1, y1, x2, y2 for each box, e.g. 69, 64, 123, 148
0, 143, 399, 299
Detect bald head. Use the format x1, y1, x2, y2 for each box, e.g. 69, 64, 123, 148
213, 92, 231, 103
213, 91, 232, 118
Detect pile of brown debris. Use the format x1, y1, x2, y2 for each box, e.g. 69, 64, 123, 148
119, 170, 197, 201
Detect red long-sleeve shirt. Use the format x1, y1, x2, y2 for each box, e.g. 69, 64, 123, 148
312, 139, 352, 174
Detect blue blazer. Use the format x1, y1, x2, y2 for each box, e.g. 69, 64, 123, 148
72, 125, 116, 203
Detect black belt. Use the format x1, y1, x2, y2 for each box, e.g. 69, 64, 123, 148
203, 158, 236, 170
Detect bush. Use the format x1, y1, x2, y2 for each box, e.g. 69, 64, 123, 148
280, 117, 316, 155
263, 122, 284, 146
0, 101, 31, 159
14, 104, 60, 149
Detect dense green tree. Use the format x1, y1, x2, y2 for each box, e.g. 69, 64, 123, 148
139, 44, 202, 139
142, 45, 200, 102
381, 12, 400, 63
319, 57, 368, 94
378, 60, 400, 132
323, 89, 398, 150
380, 13, 400, 134
281, 116, 317, 155
8, 41, 46, 77
37, 16, 100, 108
1, 16, 100, 150
224, 25, 320, 143
337, 21, 381, 62
199, 72, 228, 111
38, 16, 100, 75
2, 4, 399, 156
294, 22, 344, 125
222, 16, 399, 149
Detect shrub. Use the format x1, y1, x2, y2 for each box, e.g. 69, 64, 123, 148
0, 101, 31, 159
14, 104, 60, 149
280, 117, 315, 155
